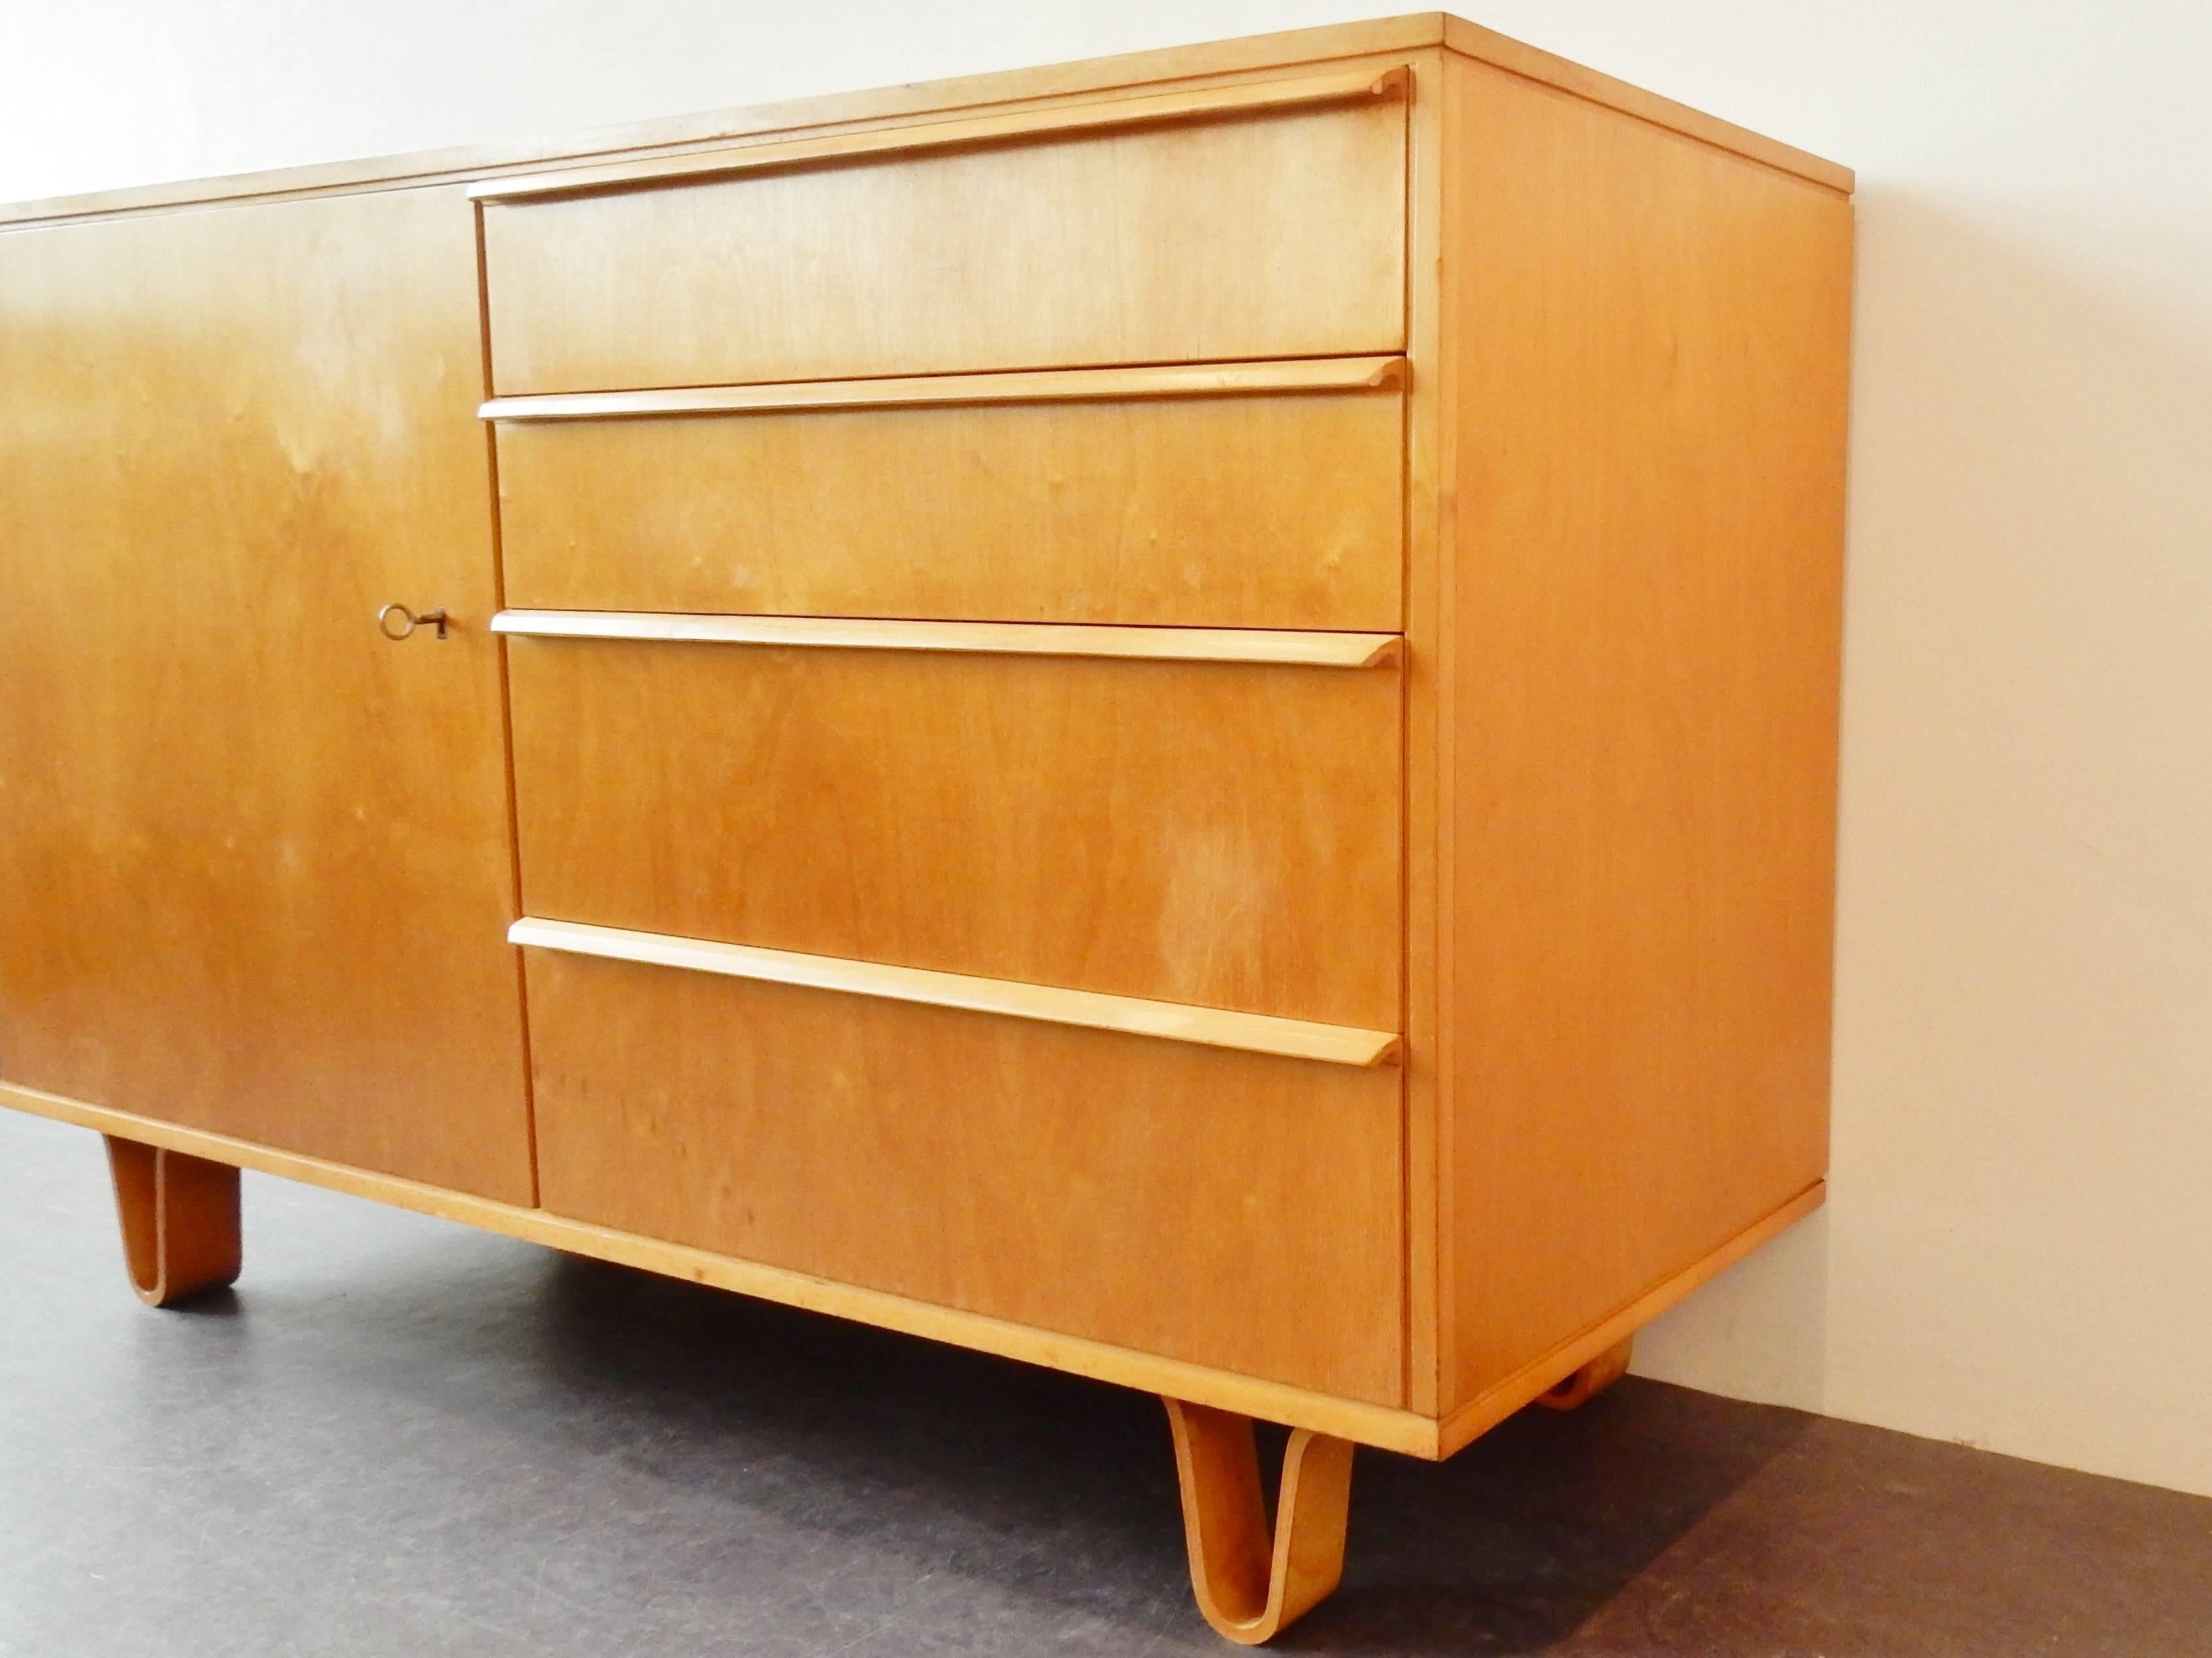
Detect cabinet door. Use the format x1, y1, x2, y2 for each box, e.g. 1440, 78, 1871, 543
0, 187, 533, 1202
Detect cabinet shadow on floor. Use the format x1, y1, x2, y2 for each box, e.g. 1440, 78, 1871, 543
8, 1113, 2209, 1657
527, 1250, 1813, 1651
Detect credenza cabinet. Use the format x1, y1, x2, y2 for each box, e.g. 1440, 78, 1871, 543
0, 14, 1851, 1642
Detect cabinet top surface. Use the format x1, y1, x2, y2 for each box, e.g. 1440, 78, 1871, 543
0, 10, 1850, 227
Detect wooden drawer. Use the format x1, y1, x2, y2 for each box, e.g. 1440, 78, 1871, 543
487, 359, 1405, 631
476, 67, 1408, 394
505, 629, 1402, 1030
522, 947, 1405, 1402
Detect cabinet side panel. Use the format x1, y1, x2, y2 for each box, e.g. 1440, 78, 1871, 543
1398, 44, 1454, 1419
0, 188, 534, 1201
1442, 58, 1851, 1407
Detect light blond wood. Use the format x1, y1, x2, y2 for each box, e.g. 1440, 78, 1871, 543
1438, 18, 1851, 191
1, 27, 1437, 228
1437, 1183, 1825, 1455
512, 919, 1400, 1067
103, 1137, 242, 1307
481, 82, 1405, 393
491, 612, 1399, 668
1535, 1336, 1634, 1411
1433, 56, 1850, 1418
6, 1081, 1436, 1453
470, 63, 1408, 201
506, 639, 1402, 1030
1399, 42, 1454, 1420
11, 1083, 1825, 1463
0, 188, 534, 1201
0, 24, 1861, 1638
0, 17, 1846, 230
480, 355, 1405, 420
1163, 1399, 1355, 1645
490, 376, 1403, 629
520, 951, 1407, 1402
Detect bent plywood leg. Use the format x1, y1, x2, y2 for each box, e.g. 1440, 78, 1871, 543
1163, 1397, 1354, 1646
1537, 1336, 1635, 1412
104, 1135, 242, 1307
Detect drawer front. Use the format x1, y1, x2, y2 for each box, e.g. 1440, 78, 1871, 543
480, 74, 1407, 394
508, 638, 1401, 1030
492, 367, 1405, 631
525, 949, 1405, 1403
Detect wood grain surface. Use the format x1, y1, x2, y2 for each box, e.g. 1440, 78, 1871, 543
1436, 59, 1851, 1410
0, 187, 534, 1200
507, 639, 1402, 1030
523, 949, 1407, 1403
481, 89, 1405, 391
493, 376, 1403, 629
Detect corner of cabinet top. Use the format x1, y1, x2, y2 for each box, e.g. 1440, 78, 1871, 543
0, 11, 1843, 228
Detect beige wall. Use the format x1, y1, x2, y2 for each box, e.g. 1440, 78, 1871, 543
6, 1, 2207, 1497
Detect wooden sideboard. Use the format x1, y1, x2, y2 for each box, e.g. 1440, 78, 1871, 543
0, 14, 1851, 1642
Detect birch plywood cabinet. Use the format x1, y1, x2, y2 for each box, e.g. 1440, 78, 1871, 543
0, 15, 1851, 1642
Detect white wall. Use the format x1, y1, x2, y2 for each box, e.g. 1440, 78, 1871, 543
6, 2, 2208, 1498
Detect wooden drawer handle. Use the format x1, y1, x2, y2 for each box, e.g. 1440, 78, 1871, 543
512, 918, 1401, 1068
480, 357, 1406, 423
470, 64, 1409, 204
493, 611, 1400, 669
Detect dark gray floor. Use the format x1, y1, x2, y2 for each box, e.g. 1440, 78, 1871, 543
3, 1111, 2209, 1656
